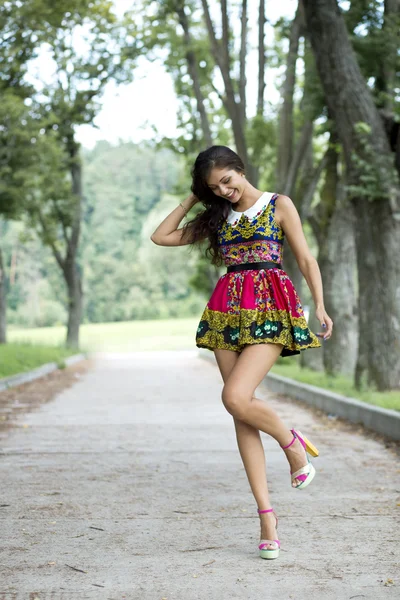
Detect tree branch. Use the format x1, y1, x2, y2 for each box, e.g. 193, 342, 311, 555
201, 0, 250, 173
301, 149, 329, 221
38, 211, 65, 271
201, 0, 223, 71
282, 119, 313, 197
52, 199, 70, 246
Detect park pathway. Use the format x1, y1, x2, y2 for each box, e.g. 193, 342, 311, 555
0, 350, 399, 599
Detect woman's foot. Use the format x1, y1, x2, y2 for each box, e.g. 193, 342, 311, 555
282, 434, 309, 487
258, 509, 278, 549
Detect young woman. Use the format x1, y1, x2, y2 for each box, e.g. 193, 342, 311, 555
150, 145, 333, 560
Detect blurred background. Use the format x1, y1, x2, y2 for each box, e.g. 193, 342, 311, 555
0, 0, 399, 408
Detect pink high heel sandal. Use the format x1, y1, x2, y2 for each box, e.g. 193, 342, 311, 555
257, 508, 280, 560
281, 429, 319, 490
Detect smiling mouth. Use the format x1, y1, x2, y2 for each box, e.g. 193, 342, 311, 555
226, 190, 236, 199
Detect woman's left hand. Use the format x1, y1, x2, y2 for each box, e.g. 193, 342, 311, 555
315, 307, 333, 340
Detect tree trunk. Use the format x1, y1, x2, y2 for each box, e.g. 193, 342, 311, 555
257, 0, 266, 117
65, 153, 83, 348
283, 119, 313, 198
276, 5, 303, 191
176, 4, 213, 147
298, 132, 323, 372
284, 123, 315, 298
303, 0, 400, 390
352, 197, 400, 389
239, 0, 248, 125
0, 247, 6, 344
315, 136, 358, 377
322, 202, 358, 377
275, 5, 307, 296
64, 262, 83, 348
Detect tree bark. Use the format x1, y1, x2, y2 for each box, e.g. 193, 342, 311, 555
0, 247, 6, 344
257, 0, 266, 117
65, 154, 83, 348
44, 146, 83, 348
321, 199, 358, 377
276, 4, 303, 191
239, 0, 248, 125
64, 260, 83, 348
303, 0, 400, 390
310, 140, 358, 377
275, 4, 307, 296
282, 119, 313, 198
176, 3, 213, 146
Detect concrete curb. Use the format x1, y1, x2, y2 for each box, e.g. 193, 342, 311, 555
198, 349, 400, 442
0, 353, 86, 393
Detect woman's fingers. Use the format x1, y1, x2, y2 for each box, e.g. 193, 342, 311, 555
316, 314, 333, 340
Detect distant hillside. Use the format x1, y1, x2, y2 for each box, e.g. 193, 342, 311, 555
6, 141, 206, 328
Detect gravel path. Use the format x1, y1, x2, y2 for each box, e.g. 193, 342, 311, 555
0, 350, 399, 599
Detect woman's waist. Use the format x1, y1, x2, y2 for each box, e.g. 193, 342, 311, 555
226, 260, 283, 273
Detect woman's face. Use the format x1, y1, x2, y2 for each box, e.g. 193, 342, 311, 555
206, 167, 245, 204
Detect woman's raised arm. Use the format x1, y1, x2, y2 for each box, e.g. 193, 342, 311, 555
150, 193, 200, 247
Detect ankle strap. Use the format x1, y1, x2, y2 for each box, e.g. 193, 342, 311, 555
258, 508, 274, 514
281, 429, 296, 450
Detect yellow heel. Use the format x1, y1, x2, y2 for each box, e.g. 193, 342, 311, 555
298, 431, 319, 457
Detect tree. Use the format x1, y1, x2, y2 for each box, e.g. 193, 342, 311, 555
303, 0, 400, 390
21, 2, 138, 347
307, 128, 358, 376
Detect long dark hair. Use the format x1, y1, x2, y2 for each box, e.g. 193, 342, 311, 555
181, 145, 245, 265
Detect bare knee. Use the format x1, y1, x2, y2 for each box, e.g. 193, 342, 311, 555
221, 384, 248, 419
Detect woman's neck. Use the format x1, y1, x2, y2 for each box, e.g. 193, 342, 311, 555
234, 186, 264, 212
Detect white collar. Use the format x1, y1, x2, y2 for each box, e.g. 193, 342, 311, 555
226, 191, 275, 224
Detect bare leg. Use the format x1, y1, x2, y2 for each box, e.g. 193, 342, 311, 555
217, 344, 312, 488
214, 348, 278, 547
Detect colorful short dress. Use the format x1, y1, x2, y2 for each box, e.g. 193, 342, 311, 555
195, 192, 321, 357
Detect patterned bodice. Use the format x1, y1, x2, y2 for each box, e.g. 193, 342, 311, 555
217, 192, 284, 266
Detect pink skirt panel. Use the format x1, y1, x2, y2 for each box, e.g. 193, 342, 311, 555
207, 269, 304, 318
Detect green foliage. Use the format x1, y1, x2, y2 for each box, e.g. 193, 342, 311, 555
247, 116, 277, 169
347, 122, 398, 201
3, 141, 194, 326
3, 141, 207, 328
188, 253, 224, 297
0, 93, 36, 217
0, 342, 76, 378
343, 0, 400, 108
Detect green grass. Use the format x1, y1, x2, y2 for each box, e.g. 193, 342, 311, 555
8, 318, 199, 352
271, 360, 400, 412
0, 343, 77, 379
7, 318, 400, 411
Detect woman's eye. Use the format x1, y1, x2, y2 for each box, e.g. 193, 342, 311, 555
223, 178, 230, 183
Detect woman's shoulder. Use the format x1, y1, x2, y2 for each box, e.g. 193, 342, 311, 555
273, 194, 300, 228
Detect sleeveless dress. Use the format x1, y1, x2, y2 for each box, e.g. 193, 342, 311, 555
195, 192, 321, 357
